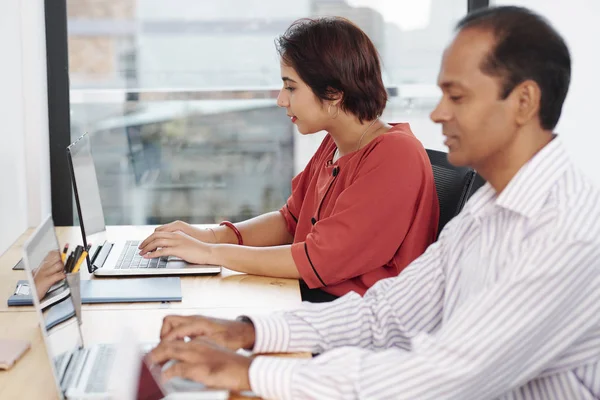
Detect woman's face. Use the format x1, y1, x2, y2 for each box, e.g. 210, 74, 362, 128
276, 62, 332, 135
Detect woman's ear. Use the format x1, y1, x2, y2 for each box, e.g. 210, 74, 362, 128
326, 87, 343, 106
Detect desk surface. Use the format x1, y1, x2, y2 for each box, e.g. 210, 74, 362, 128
0, 226, 303, 400
0, 226, 300, 312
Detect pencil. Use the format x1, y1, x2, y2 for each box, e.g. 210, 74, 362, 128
61, 243, 69, 263
71, 251, 88, 274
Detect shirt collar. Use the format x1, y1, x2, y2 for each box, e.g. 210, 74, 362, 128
464, 182, 496, 218
495, 136, 569, 218
466, 136, 570, 219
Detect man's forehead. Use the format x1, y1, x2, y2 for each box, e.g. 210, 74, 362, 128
437, 28, 497, 86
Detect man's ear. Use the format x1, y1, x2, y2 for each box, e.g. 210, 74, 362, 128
512, 79, 541, 127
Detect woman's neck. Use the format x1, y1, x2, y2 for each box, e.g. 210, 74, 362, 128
327, 117, 388, 157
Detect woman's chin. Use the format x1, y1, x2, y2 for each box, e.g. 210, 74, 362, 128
296, 125, 320, 135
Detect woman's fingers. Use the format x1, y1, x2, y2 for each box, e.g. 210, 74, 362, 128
139, 233, 178, 255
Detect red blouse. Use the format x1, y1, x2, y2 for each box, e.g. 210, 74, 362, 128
280, 123, 439, 297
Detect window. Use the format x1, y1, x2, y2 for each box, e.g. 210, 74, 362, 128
49, 0, 486, 225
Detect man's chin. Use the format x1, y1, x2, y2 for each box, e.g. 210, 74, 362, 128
446, 151, 470, 167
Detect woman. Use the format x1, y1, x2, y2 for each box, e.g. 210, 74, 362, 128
139, 17, 439, 302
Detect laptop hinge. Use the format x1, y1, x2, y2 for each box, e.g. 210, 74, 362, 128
91, 242, 113, 271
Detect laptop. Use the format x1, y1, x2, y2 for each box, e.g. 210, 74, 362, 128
22, 215, 119, 399
66, 133, 221, 276
23, 215, 228, 400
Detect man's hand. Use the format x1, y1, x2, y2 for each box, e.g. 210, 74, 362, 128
159, 315, 256, 351
148, 339, 253, 392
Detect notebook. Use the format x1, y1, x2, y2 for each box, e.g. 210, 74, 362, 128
7, 277, 182, 306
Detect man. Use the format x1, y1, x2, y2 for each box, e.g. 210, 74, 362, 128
148, 6, 600, 399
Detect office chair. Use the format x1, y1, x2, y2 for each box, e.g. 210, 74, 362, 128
426, 149, 476, 237
467, 173, 486, 199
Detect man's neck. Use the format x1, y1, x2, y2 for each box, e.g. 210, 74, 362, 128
476, 130, 554, 194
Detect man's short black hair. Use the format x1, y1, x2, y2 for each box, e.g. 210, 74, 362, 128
457, 6, 571, 130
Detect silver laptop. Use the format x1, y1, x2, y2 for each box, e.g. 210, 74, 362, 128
23, 215, 119, 399
66, 133, 221, 276
23, 215, 228, 400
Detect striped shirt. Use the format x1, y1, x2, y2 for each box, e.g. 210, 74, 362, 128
246, 137, 600, 400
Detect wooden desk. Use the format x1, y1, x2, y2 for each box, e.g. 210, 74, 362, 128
0, 227, 303, 400
0, 226, 300, 312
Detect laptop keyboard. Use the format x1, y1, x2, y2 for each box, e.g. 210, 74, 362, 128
114, 240, 168, 269
85, 344, 116, 393
54, 352, 67, 371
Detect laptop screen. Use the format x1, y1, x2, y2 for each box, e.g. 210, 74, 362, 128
67, 133, 106, 238
22, 215, 83, 396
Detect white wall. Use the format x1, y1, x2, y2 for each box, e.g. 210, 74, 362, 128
492, 0, 600, 186
0, 0, 51, 255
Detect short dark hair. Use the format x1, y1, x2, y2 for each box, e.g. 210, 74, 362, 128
457, 6, 571, 130
276, 17, 387, 123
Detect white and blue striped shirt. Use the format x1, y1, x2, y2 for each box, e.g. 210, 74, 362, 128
246, 137, 600, 399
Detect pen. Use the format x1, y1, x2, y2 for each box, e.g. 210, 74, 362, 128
66, 245, 82, 273
64, 252, 75, 273
71, 251, 88, 274
61, 243, 69, 263
72, 245, 83, 267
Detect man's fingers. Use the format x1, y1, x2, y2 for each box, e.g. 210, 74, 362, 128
160, 315, 194, 339
162, 322, 210, 342
163, 361, 208, 382
149, 341, 201, 366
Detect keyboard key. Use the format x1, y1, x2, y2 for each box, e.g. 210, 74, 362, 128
85, 345, 115, 393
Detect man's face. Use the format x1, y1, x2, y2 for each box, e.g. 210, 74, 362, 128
430, 28, 520, 168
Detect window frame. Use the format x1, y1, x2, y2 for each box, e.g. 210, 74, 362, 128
46, 0, 489, 225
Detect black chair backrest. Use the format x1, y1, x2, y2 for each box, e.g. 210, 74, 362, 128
426, 149, 476, 236
467, 173, 486, 200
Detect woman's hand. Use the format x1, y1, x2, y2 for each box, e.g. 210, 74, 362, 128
159, 315, 256, 351
142, 220, 218, 245
138, 231, 214, 265
33, 250, 66, 301
148, 338, 253, 392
